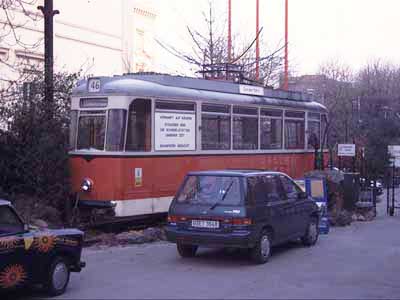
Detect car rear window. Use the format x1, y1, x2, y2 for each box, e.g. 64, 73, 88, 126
176, 175, 243, 206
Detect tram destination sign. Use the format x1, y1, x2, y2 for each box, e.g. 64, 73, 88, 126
239, 84, 264, 96
338, 144, 356, 157
155, 112, 196, 151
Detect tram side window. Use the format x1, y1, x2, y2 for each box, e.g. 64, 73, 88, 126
126, 99, 152, 151
260, 109, 282, 149
106, 109, 127, 151
321, 114, 328, 148
285, 111, 305, 149
201, 104, 231, 150
77, 111, 106, 150
307, 112, 320, 149
233, 106, 258, 150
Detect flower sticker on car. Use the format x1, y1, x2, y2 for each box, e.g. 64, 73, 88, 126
0, 264, 27, 289
34, 234, 56, 253
0, 237, 20, 250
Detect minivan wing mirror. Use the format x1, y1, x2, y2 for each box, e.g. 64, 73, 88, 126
298, 191, 308, 199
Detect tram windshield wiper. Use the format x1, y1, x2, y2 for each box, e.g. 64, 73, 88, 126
209, 179, 234, 210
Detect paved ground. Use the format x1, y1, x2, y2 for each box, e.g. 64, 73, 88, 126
22, 193, 400, 299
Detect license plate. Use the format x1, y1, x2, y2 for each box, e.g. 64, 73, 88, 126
191, 220, 219, 229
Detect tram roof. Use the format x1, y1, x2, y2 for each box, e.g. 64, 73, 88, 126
0, 199, 11, 206
73, 74, 327, 112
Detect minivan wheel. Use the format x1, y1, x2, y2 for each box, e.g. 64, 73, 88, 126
177, 243, 198, 258
250, 230, 271, 264
301, 217, 319, 246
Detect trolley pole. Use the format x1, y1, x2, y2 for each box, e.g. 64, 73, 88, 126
255, 0, 260, 81
228, 0, 232, 63
38, 0, 59, 118
283, 0, 289, 90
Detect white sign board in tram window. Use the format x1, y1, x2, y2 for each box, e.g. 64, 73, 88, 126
155, 112, 196, 151
338, 144, 356, 157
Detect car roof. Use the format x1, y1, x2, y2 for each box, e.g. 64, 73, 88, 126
0, 199, 11, 206
186, 169, 289, 177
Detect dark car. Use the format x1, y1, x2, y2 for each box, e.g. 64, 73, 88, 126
166, 170, 320, 264
0, 199, 85, 296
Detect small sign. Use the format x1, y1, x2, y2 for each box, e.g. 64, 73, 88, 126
338, 144, 356, 157
239, 84, 264, 96
134, 168, 143, 187
388, 145, 400, 167
88, 78, 101, 93
388, 145, 400, 157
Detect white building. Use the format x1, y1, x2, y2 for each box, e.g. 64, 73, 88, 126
0, 0, 158, 82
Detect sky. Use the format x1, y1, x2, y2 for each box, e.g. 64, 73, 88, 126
153, 0, 400, 76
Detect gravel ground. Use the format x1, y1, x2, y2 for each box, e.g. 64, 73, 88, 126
18, 192, 400, 299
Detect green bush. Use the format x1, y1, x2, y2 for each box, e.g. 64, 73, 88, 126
0, 71, 79, 215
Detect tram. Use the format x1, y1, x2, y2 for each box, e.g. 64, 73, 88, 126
69, 74, 327, 221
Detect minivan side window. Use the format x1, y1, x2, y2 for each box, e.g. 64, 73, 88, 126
248, 175, 282, 204
279, 175, 302, 200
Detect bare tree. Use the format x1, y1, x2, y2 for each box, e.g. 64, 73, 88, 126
0, 0, 41, 47
317, 60, 356, 148
157, 2, 284, 87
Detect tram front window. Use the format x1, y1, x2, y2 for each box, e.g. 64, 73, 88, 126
106, 109, 127, 151
77, 112, 106, 150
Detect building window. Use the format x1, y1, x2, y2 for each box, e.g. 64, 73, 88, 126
260, 109, 283, 149
0, 48, 9, 63
126, 99, 152, 151
233, 106, 258, 150
285, 111, 305, 149
201, 104, 231, 150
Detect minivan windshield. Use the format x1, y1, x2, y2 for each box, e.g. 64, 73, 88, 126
176, 176, 242, 206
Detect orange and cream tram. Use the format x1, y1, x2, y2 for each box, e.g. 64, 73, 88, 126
69, 74, 327, 220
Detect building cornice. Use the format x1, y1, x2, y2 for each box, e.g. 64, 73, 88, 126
134, 7, 157, 19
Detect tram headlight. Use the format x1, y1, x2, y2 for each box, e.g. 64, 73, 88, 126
81, 178, 93, 192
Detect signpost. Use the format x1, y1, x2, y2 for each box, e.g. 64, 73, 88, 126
388, 145, 400, 216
